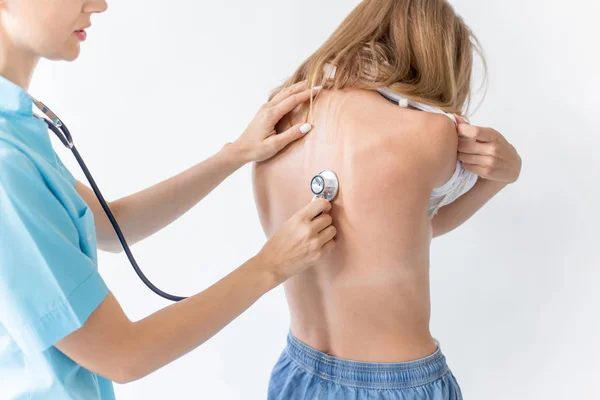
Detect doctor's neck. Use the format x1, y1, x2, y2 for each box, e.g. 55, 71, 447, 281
0, 36, 39, 91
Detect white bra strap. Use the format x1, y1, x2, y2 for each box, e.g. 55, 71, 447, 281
375, 88, 456, 125
444, 112, 458, 125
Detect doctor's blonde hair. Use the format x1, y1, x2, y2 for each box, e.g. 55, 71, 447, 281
271, 0, 487, 117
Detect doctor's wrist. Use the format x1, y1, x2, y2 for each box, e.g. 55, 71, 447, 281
219, 142, 252, 169
244, 254, 282, 291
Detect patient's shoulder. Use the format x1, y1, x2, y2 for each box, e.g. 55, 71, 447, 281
340, 89, 459, 188
345, 89, 457, 141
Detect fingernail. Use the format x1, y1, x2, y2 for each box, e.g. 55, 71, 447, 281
311, 86, 323, 91
300, 123, 313, 134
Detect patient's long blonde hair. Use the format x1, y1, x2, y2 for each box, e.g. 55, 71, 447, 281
271, 0, 486, 117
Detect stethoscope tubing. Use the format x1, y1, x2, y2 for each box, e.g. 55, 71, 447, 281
31, 96, 340, 303
32, 96, 186, 302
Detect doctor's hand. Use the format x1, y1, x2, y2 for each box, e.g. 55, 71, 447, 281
454, 116, 522, 184
256, 198, 336, 284
231, 81, 321, 163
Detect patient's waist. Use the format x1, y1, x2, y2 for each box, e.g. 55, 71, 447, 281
285, 271, 433, 362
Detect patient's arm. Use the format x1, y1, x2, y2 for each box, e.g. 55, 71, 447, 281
431, 120, 521, 237
431, 177, 508, 237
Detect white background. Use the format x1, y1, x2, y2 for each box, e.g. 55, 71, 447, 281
32, 0, 599, 399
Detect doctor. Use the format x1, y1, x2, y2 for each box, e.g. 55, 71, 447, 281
0, 1, 336, 399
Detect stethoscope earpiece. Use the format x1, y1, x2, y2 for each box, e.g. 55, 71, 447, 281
310, 170, 339, 201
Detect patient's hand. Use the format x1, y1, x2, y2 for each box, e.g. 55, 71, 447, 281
455, 116, 522, 183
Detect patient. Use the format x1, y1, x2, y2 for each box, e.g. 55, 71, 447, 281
253, 0, 486, 398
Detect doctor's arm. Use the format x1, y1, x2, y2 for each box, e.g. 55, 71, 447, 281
55, 198, 336, 384
431, 120, 522, 237
78, 82, 319, 252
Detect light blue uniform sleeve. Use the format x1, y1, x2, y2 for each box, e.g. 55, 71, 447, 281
54, 152, 77, 187
0, 150, 108, 355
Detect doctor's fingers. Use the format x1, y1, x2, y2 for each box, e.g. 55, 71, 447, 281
268, 123, 313, 152
317, 226, 337, 248
311, 213, 334, 234
268, 81, 309, 105
300, 198, 332, 221
269, 88, 322, 124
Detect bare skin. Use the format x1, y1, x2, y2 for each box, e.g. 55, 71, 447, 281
253, 88, 461, 363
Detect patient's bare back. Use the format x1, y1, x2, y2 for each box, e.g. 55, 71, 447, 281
253, 89, 458, 362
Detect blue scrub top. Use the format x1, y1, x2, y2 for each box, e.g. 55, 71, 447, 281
0, 75, 114, 399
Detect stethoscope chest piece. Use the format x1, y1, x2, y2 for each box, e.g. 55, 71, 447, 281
310, 170, 339, 201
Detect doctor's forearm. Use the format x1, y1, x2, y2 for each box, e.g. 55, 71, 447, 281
56, 255, 279, 384
431, 178, 508, 237
109, 144, 249, 247
123, 255, 277, 382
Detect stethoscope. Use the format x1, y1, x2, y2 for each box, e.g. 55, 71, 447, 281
30, 95, 340, 302
310, 170, 339, 201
